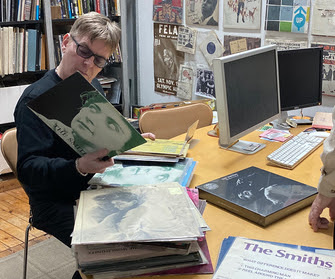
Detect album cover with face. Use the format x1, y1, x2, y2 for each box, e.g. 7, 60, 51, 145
196, 166, 317, 227
27, 71, 146, 158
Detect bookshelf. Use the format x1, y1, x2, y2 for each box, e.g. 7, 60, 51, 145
0, 0, 133, 127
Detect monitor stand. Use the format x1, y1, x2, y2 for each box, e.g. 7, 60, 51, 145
224, 140, 266, 155
270, 111, 291, 130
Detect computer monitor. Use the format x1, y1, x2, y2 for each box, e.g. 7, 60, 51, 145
213, 45, 281, 154
276, 47, 323, 125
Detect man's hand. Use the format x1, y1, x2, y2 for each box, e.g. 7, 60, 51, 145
141, 133, 156, 140
308, 193, 335, 232
77, 149, 114, 174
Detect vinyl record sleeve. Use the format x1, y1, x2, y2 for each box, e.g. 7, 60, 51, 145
196, 166, 317, 227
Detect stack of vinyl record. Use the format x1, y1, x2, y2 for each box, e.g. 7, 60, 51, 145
71, 182, 211, 278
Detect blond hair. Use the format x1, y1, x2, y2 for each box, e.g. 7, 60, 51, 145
70, 12, 121, 52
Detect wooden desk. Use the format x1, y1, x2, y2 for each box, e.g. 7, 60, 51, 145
83, 125, 333, 279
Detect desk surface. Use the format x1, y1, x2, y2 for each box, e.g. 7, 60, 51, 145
84, 125, 333, 279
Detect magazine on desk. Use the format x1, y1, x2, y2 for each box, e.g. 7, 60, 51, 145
27, 72, 146, 158
213, 236, 335, 279
196, 166, 317, 227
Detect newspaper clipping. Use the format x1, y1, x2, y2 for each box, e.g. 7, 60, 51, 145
152, 0, 183, 24
177, 26, 197, 54
185, 0, 219, 27
311, 42, 335, 96
264, 38, 308, 50
154, 23, 185, 95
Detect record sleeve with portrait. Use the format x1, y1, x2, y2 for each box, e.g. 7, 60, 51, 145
27, 72, 146, 158
196, 166, 317, 227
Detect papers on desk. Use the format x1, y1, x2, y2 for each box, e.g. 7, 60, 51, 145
259, 128, 293, 142
72, 182, 212, 278
213, 236, 335, 279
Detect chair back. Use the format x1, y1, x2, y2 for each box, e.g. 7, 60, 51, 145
139, 103, 213, 139
1, 127, 18, 177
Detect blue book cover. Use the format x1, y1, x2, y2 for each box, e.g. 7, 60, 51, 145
27, 29, 37, 71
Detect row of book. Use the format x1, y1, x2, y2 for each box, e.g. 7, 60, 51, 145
0, 26, 47, 76
53, 33, 122, 66
50, 0, 120, 19
213, 236, 335, 278
0, 0, 43, 22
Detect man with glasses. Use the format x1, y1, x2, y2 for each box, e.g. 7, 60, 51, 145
14, 12, 154, 279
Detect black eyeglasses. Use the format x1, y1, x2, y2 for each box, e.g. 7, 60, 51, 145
71, 35, 109, 68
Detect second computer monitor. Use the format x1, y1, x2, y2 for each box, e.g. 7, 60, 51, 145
278, 47, 323, 113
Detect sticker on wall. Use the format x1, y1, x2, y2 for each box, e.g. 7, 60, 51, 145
265, 0, 310, 33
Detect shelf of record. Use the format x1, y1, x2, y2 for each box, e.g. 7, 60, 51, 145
0, 26, 47, 77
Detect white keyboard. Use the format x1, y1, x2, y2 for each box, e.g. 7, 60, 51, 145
267, 132, 325, 169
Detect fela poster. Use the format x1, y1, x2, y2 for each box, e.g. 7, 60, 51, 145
154, 23, 185, 95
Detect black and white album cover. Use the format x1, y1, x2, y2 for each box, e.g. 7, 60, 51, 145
196, 166, 317, 226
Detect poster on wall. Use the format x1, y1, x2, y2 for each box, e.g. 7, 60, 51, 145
265, 0, 310, 33
154, 23, 185, 95
223, 0, 261, 30
311, 42, 335, 96
185, 0, 219, 27
264, 38, 308, 50
223, 36, 261, 56
311, 0, 335, 37
152, 0, 183, 24
195, 69, 216, 99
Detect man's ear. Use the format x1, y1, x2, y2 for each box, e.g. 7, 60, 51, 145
61, 33, 71, 53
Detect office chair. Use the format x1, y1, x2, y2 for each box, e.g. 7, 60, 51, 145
139, 102, 213, 139
1, 127, 32, 279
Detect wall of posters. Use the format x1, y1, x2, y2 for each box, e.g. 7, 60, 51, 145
136, 0, 335, 107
